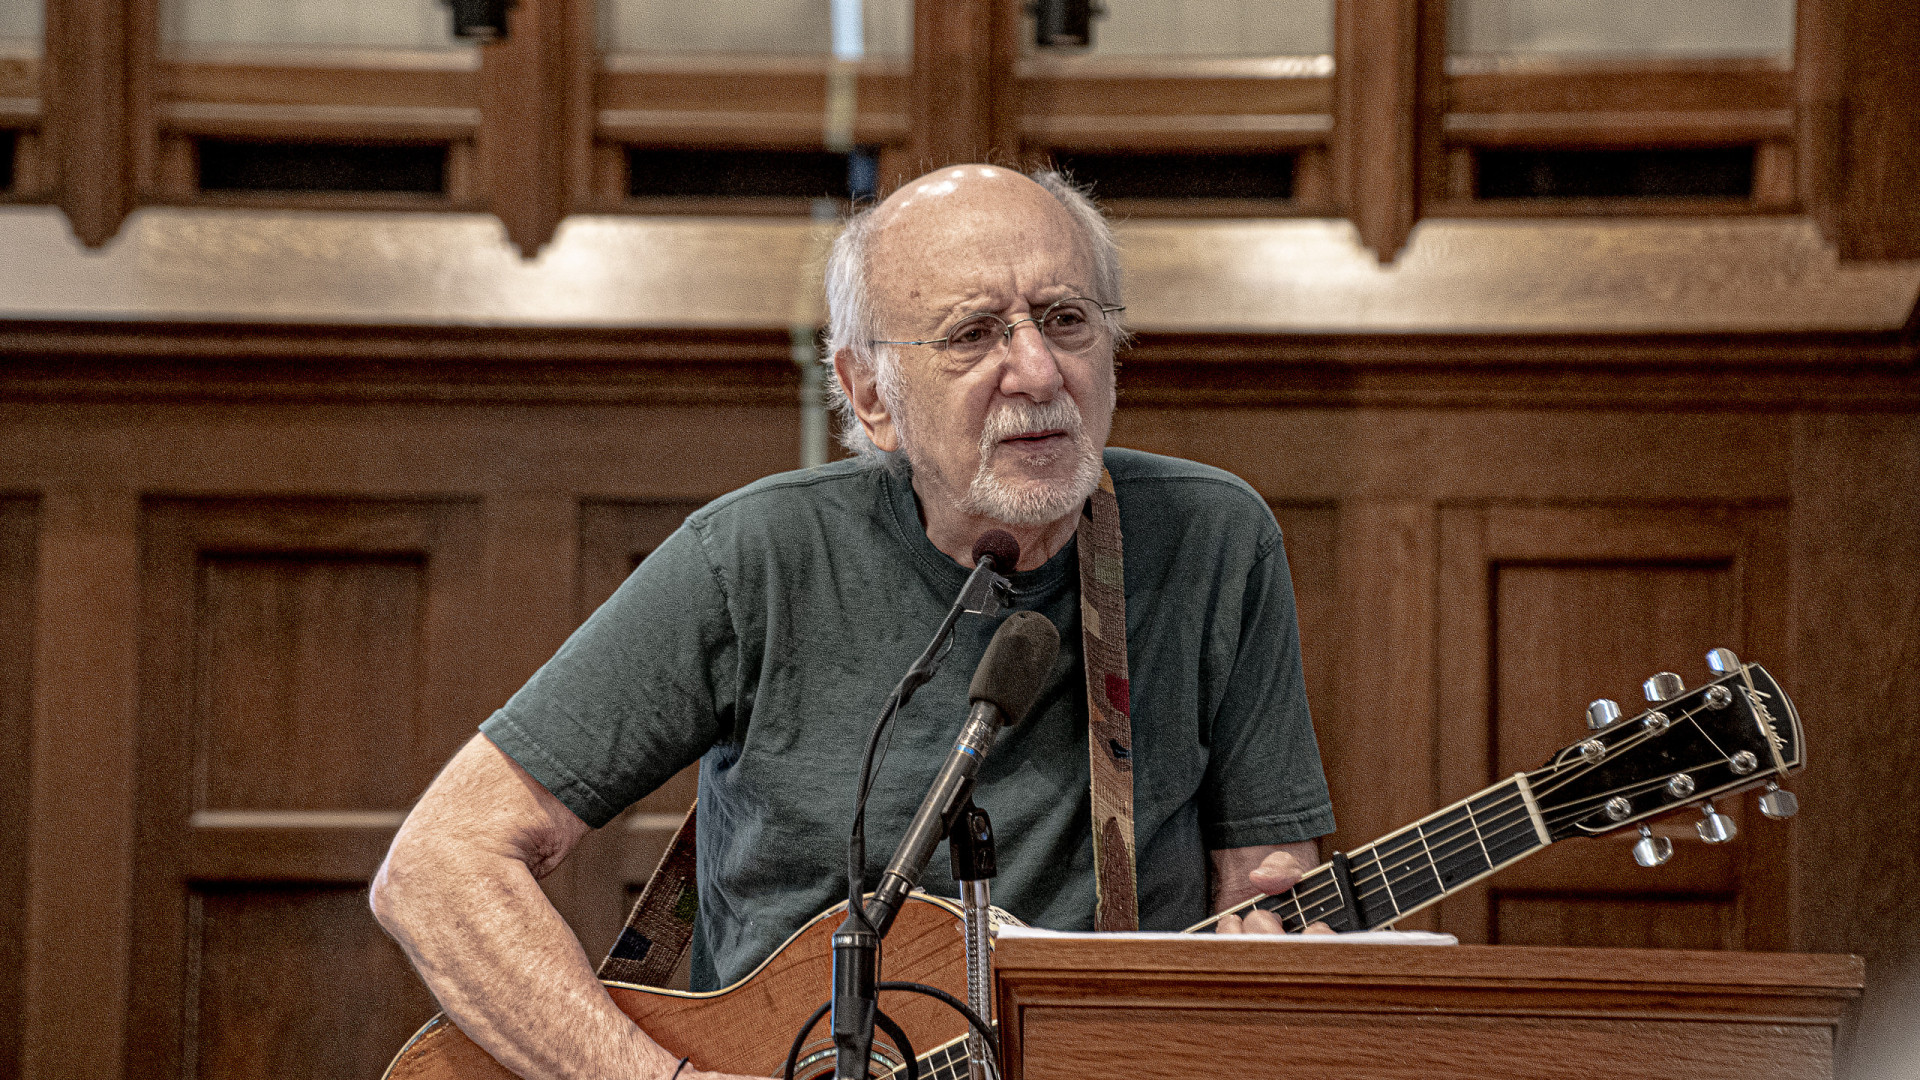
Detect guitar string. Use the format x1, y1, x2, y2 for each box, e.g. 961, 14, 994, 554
1211, 691, 1751, 930
1333, 696, 1714, 891
1338, 740, 1727, 909
871, 747, 1715, 1076
1337, 751, 1739, 916
1226, 698, 1730, 927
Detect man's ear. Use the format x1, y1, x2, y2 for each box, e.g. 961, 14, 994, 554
832, 347, 900, 453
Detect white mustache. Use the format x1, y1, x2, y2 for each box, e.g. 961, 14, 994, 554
979, 397, 1085, 447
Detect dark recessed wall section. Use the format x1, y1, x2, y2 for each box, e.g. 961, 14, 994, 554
197, 140, 447, 194
1049, 152, 1296, 200
0, 131, 16, 193
1476, 147, 1754, 200
627, 149, 874, 200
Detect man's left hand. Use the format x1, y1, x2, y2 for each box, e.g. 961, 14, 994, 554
1211, 845, 1335, 935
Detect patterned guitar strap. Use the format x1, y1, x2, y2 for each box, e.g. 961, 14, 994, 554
598, 468, 1140, 982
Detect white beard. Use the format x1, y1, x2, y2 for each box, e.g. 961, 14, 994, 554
951, 396, 1104, 527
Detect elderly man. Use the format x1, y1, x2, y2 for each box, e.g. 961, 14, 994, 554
371, 165, 1334, 1080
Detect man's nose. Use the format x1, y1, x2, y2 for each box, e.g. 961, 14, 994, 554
999, 319, 1064, 399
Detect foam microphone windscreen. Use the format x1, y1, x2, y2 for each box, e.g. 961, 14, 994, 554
970, 529, 1021, 572
967, 611, 1060, 725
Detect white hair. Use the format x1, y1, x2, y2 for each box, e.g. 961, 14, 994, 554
821, 168, 1125, 459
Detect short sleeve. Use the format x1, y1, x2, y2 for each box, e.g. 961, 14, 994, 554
479, 522, 737, 828
1196, 535, 1337, 849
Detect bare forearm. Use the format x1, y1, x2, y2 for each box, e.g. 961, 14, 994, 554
374, 837, 674, 1080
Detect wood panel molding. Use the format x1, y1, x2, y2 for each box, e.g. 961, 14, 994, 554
477, 0, 592, 256
1332, 0, 1434, 262
1796, 0, 1920, 260
21, 489, 141, 1080
41, 0, 152, 245
2, 322, 1916, 412
909, 0, 1020, 170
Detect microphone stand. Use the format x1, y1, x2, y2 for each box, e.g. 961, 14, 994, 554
949, 799, 997, 1080
832, 558, 1013, 1080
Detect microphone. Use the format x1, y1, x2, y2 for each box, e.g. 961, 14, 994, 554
971, 529, 1019, 573
863, 610, 1060, 935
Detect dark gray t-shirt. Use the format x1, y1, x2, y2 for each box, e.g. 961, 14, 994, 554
482, 448, 1334, 989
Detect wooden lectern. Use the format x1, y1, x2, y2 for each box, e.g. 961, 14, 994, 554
992, 936, 1863, 1080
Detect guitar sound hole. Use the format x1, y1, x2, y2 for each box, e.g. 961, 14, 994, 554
785, 1037, 906, 1079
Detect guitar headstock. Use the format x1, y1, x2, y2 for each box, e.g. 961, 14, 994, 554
1526, 649, 1803, 865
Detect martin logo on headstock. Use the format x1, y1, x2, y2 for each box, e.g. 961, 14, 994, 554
1197, 648, 1805, 934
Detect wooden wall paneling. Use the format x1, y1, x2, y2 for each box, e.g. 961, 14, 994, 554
0, 497, 39, 1080
479, 0, 592, 256
0, 52, 42, 197
1267, 502, 1341, 778
1787, 414, 1920, 1076
20, 491, 141, 1080
126, 499, 486, 1080
1327, 501, 1440, 931
1796, 0, 1920, 261
547, 500, 707, 986
1432, 503, 1793, 951
910, 0, 1020, 170
1331, 0, 1435, 262
597, 60, 909, 152
40, 0, 152, 245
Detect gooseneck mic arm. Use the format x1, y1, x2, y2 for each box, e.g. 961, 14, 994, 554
830, 535, 1036, 1080
863, 611, 1060, 936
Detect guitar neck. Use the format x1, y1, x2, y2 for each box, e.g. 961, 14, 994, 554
1200, 770, 1555, 934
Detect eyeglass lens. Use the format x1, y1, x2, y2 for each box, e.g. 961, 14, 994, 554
943, 299, 1105, 360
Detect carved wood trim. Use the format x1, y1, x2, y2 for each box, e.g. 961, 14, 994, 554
1332, 0, 1435, 263
41, 0, 151, 245
2, 322, 1913, 410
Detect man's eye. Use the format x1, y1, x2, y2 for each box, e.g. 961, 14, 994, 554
1048, 310, 1087, 328
949, 322, 995, 346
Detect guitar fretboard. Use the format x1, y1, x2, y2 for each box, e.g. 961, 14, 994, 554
1228, 774, 1549, 933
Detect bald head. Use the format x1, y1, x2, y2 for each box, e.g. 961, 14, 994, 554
822, 167, 1124, 457
863, 166, 1096, 349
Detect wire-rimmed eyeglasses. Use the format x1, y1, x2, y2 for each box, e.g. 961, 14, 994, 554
870, 296, 1125, 364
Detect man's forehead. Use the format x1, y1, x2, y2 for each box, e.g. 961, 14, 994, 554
867, 166, 1092, 296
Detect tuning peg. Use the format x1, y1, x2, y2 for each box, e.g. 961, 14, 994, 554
1706, 648, 1740, 676
1695, 801, 1737, 844
1586, 698, 1622, 730
1644, 672, 1685, 703
1759, 781, 1799, 820
1633, 826, 1673, 867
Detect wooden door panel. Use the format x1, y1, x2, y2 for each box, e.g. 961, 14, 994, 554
187, 884, 435, 1080
195, 553, 427, 811
0, 497, 38, 1079
1435, 503, 1790, 950
130, 499, 484, 1080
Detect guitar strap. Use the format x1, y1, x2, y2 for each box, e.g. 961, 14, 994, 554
1078, 468, 1140, 931
597, 469, 1140, 983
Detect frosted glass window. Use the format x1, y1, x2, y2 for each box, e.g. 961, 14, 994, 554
1451, 0, 1793, 59
0, 0, 42, 47
1063, 0, 1331, 57
601, 0, 911, 57
163, 0, 473, 51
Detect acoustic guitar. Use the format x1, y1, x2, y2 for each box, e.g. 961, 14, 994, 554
384, 653, 1804, 1080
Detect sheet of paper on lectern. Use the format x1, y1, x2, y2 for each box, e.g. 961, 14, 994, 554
994, 925, 1458, 945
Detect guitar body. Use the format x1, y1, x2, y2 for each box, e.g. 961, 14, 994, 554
386, 655, 1806, 1080
383, 893, 972, 1080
